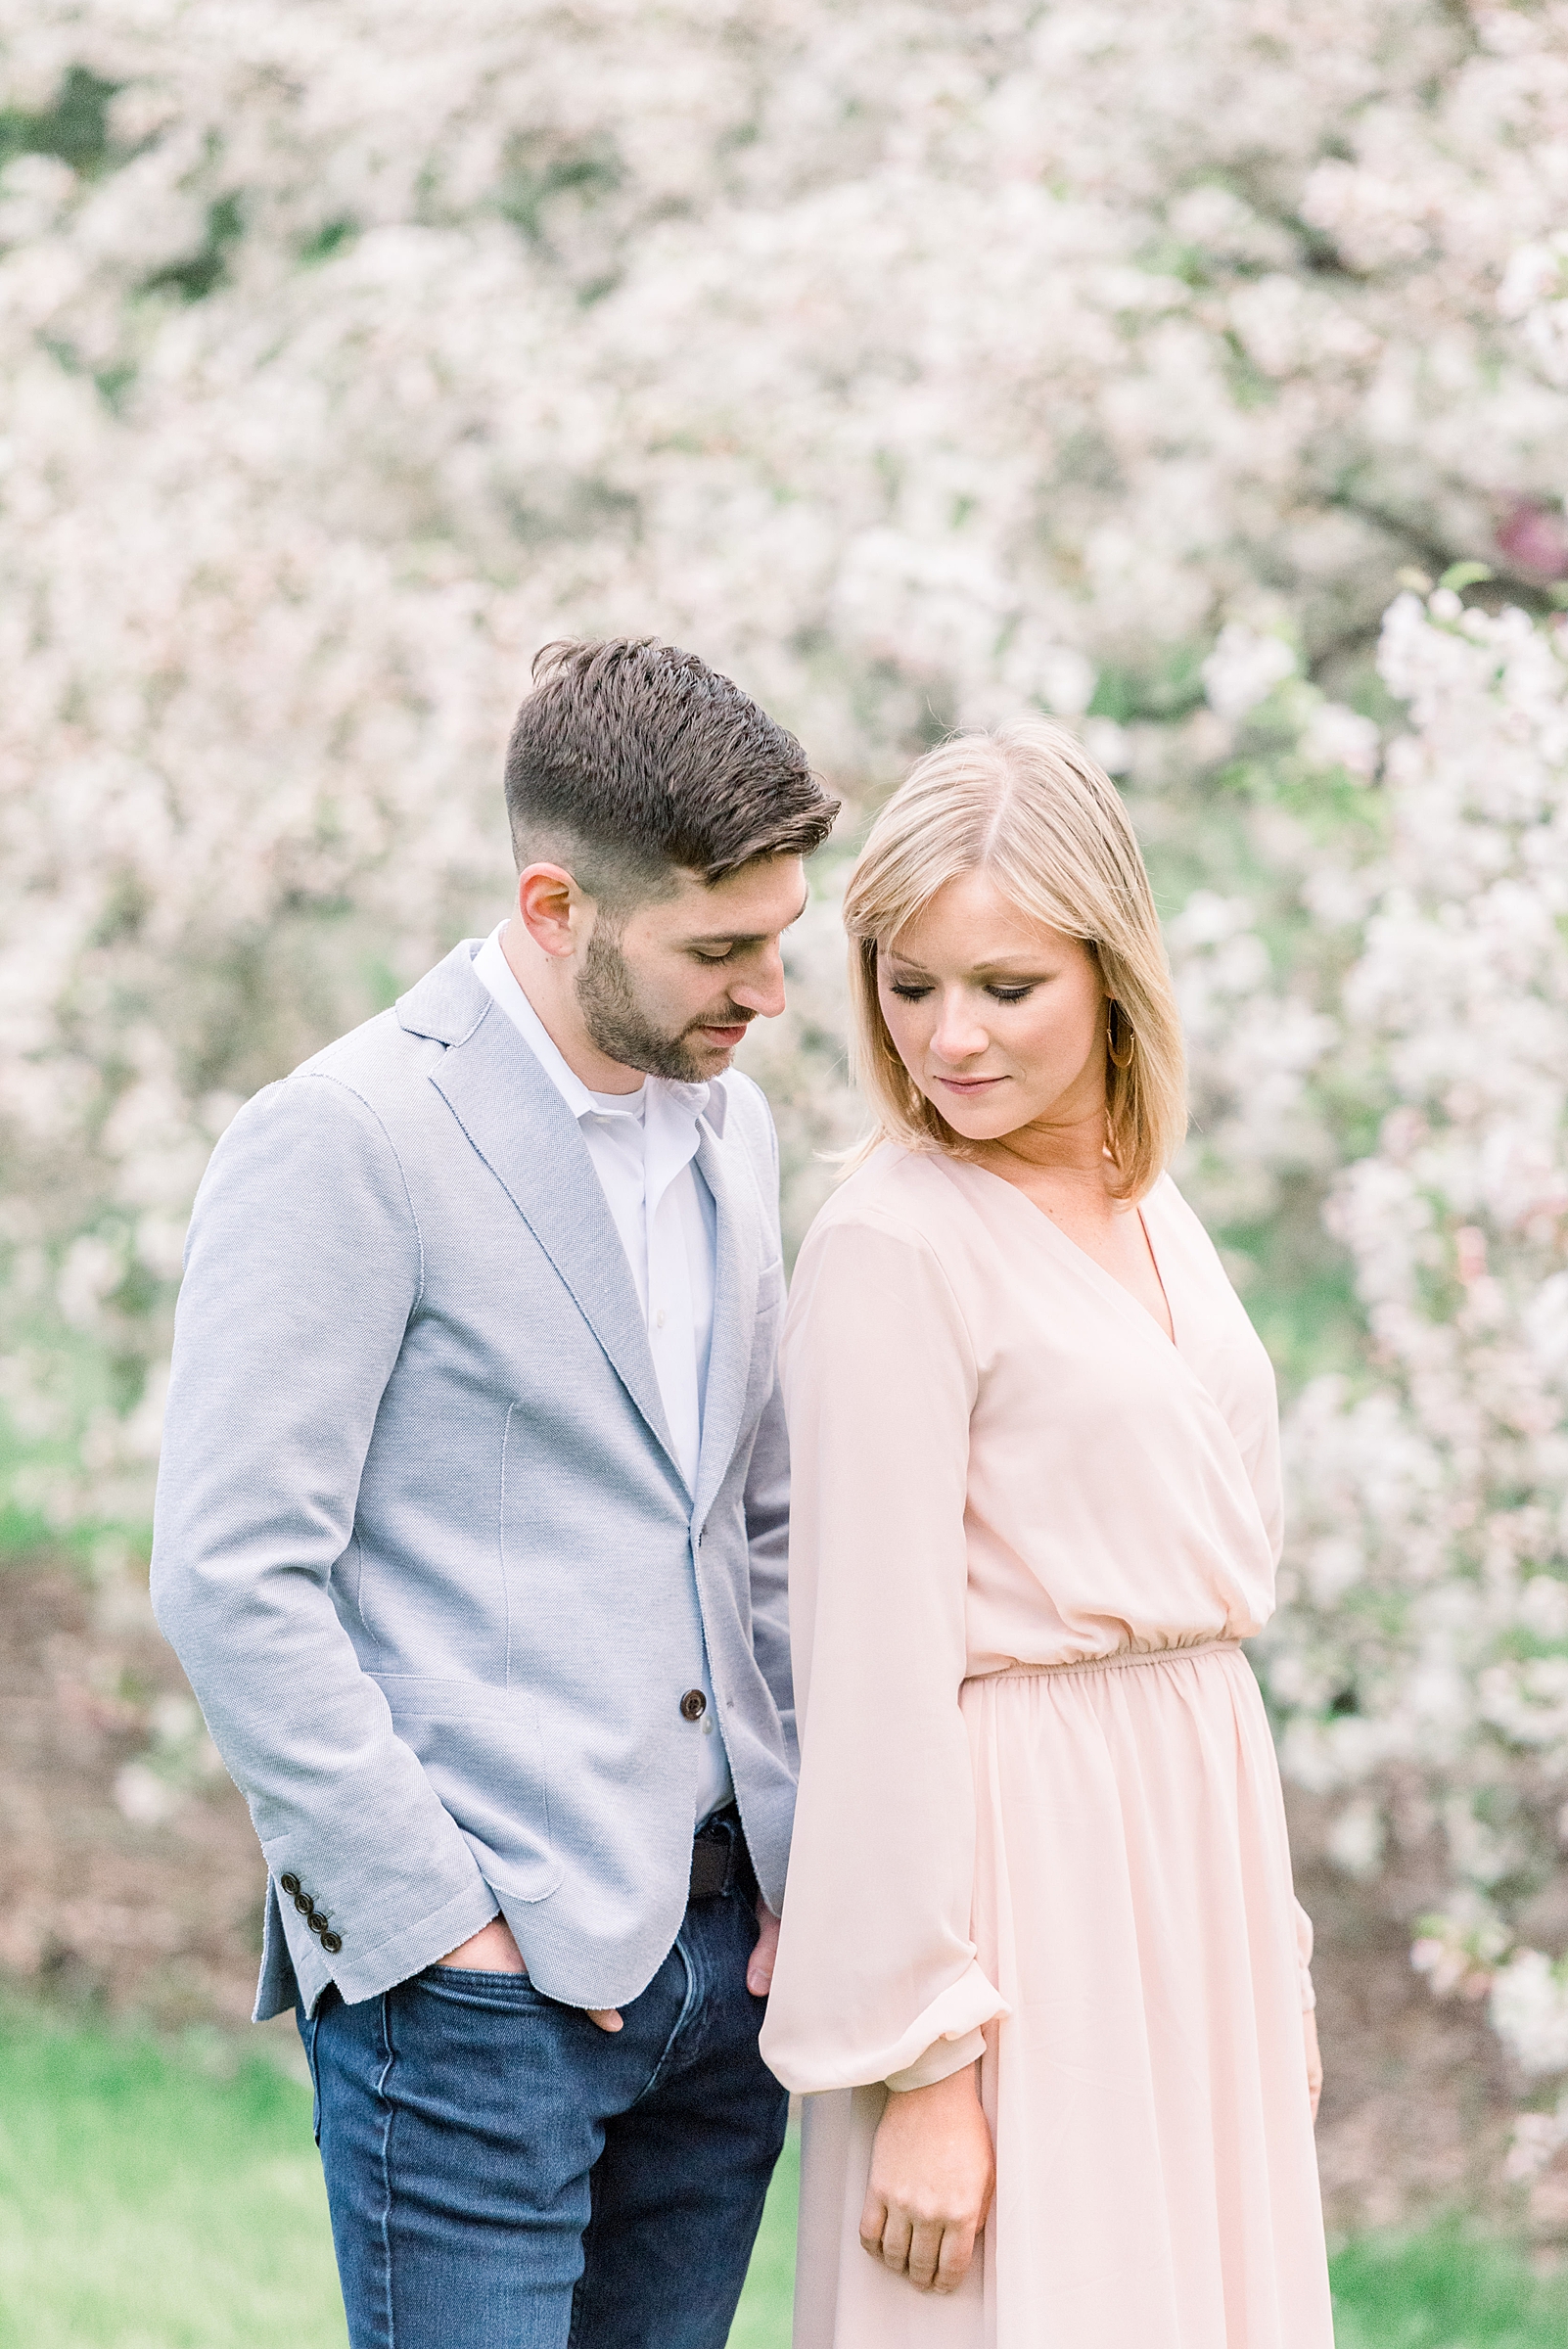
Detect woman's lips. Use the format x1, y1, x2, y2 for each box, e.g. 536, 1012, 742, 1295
934, 1074, 1005, 1093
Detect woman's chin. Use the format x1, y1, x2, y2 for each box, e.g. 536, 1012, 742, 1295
928, 1095, 1018, 1144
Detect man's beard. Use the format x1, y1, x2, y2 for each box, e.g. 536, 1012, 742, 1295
575, 926, 751, 1083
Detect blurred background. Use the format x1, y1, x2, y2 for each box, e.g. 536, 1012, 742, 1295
3, 2, 1568, 2341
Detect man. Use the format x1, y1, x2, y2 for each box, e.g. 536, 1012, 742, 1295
151, 638, 840, 2348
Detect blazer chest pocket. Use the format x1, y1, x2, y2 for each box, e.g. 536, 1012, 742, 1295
370, 1674, 563, 1903
741, 1265, 785, 1411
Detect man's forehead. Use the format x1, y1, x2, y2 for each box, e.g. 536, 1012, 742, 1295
669, 859, 809, 941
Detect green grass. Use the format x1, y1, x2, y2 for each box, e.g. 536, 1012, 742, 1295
2, 2006, 1566, 2347
732, 2135, 796, 2346
1330, 2227, 1568, 2348
0, 2013, 346, 2349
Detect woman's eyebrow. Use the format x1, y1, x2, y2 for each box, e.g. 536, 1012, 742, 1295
885, 953, 1049, 977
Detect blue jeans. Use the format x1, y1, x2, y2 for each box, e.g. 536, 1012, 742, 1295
299, 1877, 788, 2348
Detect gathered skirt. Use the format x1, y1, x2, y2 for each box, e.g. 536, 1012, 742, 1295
791, 1642, 1334, 2348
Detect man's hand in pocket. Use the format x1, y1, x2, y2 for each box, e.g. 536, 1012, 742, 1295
440, 1913, 623, 2031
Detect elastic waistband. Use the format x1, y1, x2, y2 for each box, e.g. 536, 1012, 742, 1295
970, 1635, 1242, 1687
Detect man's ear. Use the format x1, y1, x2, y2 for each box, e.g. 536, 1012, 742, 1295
517, 863, 584, 961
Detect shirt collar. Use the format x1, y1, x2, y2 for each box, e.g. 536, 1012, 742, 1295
472, 928, 720, 1135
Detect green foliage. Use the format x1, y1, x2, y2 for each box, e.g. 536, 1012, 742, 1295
1441, 562, 1497, 594
730, 2136, 798, 2347
0, 67, 118, 178
1088, 647, 1209, 726
143, 192, 247, 302
0, 2007, 346, 2349
1330, 2227, 1568, 2349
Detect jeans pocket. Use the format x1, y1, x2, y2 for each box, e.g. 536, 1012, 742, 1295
421, 1962, 547, 2002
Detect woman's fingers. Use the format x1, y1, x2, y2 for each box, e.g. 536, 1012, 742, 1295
863, 2211, 979, 2295
935, 2220, 979, 2293
879, 2207, 914, 2274
906, 2217, 946, 2290
860, 2186, 919, 2279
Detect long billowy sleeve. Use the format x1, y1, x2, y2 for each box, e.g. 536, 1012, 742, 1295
759, 1206, 1007, 2095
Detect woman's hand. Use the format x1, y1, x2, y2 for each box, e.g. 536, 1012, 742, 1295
1304, 2008, 1322, 2124
859, 2064, 994, 2295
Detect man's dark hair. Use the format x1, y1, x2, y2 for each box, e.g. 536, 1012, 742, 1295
504, 638, 839, 907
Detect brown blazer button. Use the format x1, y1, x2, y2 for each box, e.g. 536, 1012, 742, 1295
307, 1911, 329, 1935
294, 1891, 312, 1915
279, 1873, 300, 1897
679, 1688, 707, 1722
321, 1931, 343, 1955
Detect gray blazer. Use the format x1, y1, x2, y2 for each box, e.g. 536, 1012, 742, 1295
150, 943, 796, 2019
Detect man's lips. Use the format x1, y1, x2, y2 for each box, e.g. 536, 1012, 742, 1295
695, 1019, 752, 1046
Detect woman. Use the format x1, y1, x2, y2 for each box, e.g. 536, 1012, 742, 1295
760, 725, 1332, 2347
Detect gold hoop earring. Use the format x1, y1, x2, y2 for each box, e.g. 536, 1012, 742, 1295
1107, 1002, 1134, 1070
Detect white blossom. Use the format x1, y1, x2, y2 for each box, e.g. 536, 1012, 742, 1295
3, 0, 1568, 2130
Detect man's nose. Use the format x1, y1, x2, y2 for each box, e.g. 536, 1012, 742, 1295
730, 943, 787, 1020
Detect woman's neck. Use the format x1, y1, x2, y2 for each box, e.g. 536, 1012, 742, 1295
968, 1105, 1127, 1231
974, 1105, 1111, 1186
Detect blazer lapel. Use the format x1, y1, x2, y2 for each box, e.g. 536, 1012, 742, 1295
426, 996, 685, 1490
692, 1120, 761, 1530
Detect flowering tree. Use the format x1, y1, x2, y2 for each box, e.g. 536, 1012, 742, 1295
1262, 585, 1568, 2158
3, 0, 1568, 2122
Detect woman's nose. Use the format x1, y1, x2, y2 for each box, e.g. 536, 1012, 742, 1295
931, 992, 990, 1064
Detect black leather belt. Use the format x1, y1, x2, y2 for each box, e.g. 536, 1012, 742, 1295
689, 1804, 753, 1904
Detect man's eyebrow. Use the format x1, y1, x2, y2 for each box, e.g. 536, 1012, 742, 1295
684, 891, 810, 945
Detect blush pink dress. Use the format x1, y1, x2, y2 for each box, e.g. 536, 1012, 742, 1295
759, 1145, 1333, 2349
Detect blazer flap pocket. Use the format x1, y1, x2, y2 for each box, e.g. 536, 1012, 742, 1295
371, 1674, 523, 1721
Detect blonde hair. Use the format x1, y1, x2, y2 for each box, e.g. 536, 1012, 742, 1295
842, 722, 1186, 1202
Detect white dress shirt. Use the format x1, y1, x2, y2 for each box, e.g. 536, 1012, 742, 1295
474, 928, 734, 1820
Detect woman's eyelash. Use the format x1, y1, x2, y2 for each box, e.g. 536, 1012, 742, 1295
888, 981, 1037, 1002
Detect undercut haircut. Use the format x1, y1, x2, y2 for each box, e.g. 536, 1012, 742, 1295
504, 638, 839, 909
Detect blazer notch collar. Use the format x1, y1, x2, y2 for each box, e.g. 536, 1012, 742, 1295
701, 1077, 730, 1140
396, 943, 490, 1047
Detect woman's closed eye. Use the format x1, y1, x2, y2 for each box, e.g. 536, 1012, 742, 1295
888, 981, 1037, 1003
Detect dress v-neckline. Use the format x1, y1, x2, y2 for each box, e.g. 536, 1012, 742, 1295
959, 1160, 1180, 1351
